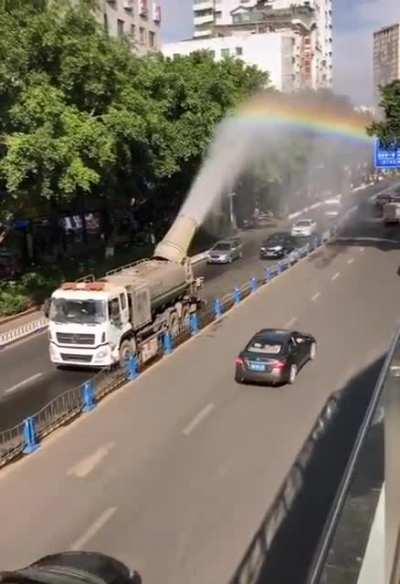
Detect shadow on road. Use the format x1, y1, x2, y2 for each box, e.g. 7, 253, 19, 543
229, 355, 385, 584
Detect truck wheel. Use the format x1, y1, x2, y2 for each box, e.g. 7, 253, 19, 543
120, 339, 135, 364
168, 313, 180, 338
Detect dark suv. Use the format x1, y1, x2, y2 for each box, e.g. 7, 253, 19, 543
259, 233, 295, 259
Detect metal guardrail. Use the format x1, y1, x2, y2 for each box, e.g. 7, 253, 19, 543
0, 317, 48, 349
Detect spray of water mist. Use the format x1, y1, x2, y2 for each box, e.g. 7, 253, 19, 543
180, 93, 372, 228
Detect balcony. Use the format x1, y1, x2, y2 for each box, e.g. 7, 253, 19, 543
194, 27, 213, 38
193, 0, 214, 10
194, 12, 215, 26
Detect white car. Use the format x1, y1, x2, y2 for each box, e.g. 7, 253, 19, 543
291, 219, 317, 237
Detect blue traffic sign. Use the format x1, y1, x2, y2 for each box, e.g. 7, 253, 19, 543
375, 139, 400, 169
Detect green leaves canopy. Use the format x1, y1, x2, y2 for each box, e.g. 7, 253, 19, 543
0, 0, 269, 220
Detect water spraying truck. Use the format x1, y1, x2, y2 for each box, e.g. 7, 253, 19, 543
47, 215, 203, 367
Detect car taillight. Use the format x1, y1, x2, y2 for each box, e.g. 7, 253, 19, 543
272, 361, 285, 371
235, 357, 244, 367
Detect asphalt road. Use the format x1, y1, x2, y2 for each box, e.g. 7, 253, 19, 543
0, 193, 344, 431
0, 182, 399, 584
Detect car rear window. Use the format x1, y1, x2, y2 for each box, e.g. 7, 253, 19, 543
213, 243, 231, 251
247, 340, 283, 355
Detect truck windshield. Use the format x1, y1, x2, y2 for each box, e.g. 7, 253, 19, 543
49, 298, 106, 324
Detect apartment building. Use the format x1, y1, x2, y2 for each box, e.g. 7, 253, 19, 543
98, 0, 161, 54
163, 32, 296, 92
373, 23, 400, 103
192, 0, 333, 90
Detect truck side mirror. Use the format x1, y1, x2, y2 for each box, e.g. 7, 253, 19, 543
42, 298, 50, 318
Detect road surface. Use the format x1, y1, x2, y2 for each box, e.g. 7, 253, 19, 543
0, 186, 399, 584
0, 192, 347, 431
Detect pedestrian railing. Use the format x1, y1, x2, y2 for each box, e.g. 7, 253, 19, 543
0, 228, 335, 468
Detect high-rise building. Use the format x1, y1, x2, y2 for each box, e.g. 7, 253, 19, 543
373, 23, 400, 103
192, 0, 333, 90
96, 0, 161, 54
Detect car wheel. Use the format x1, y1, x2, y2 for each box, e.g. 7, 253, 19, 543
235, 372, 244, 384
309, 342, 317, 360
288, 364, 297, 384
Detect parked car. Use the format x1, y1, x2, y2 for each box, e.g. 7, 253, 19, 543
291, 218, 317, 237
235, 329, 317, 386
208, 240, 242, 264
259, 232, 296, 259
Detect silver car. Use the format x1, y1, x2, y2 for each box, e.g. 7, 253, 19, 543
208, 240, 242, 264
291, 218, 317, 237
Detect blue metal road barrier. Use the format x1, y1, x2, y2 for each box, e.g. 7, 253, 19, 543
190, 313, 199, 335
163, 332, 174, 355
82, 380, 96, 412
234, 288, 241, 304
23, 417, 40, 454
127, 355, 140, 380
214, 298, 223, 319
250, 277, 257, 293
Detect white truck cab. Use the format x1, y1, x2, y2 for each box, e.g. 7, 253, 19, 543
48, 282, 133, 367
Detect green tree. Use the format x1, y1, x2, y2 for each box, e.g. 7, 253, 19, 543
368, 81, 400, 143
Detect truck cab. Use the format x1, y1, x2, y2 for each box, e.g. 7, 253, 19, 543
48, 282, 132, 367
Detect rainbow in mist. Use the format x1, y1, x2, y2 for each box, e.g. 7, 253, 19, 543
236, 94, 372, 143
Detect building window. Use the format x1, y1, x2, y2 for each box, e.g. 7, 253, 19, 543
117, 19, 124, 37
149, 30, 156, 48
103, 12, 108, 33
235, 47, 243, 56
221, 48, 230, 58
139, 26, 146, 44
209, 49, 216, 58
130, 23, 136, 37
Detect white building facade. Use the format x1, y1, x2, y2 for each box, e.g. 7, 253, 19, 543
97, 0, 161, 54
192, 0, 333, 90
162, 33, 296, 92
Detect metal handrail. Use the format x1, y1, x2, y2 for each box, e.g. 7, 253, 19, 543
106, 258, 150, 277
75, 274, 96, 283
306, 326, 400, 584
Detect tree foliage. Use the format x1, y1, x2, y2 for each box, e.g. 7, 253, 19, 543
368, 81, 400, 143
0, 0, 269, 220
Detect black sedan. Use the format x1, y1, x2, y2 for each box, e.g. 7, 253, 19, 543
259, 232, 296, 259
235, 329, 316, 386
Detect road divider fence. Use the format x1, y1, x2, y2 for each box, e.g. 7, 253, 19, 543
0, 317, 48, 350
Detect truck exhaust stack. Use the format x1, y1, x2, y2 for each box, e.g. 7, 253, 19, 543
154, 214, 199, 264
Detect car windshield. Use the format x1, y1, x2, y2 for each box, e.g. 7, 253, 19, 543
296, 220, 312, 226
266, 234, 286, 244
247, 339, 283, 355
213, 243, 231, 251
49, 298, 106, 324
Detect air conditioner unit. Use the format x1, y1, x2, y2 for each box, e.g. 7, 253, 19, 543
124, 0, 134, 10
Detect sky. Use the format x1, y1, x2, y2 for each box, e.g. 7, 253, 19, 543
161, 0, 399, 105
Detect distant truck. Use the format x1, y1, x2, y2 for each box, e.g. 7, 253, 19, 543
383, 202, 400, 225
47, 215, 203, 368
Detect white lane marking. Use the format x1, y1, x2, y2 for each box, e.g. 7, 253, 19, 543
285, 317, 298, 328
183, 403, 215, 437
70, 507, 117, 551
331, 272, 340, 281
67, 443, 115, 479
4, 372, 43, 395
311, 292, 321, 302
347, 257, 355, 265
